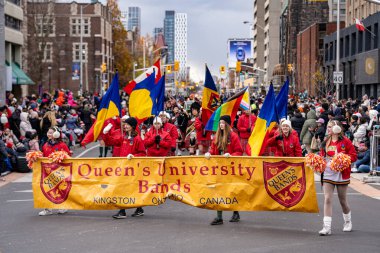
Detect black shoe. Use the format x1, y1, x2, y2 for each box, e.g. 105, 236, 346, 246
229, 212, 240, 222
112, 210, 127, 219
210, 218, 223, 225
131, 208, 144, 217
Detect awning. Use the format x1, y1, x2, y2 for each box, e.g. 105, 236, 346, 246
11, 62, 35, 85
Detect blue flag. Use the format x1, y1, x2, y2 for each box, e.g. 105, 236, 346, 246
276, 79, 289, 120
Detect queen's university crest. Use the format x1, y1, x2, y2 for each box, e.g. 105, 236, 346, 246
263, 161, 306, 208
40, 162, 73, 204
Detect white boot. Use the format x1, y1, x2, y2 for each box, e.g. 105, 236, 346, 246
319, 216, 332, 236
343, 212, 352, 232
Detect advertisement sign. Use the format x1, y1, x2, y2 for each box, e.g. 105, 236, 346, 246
32, 157, 318, 212
228, 39, 253, 68
72, 63, 80, 80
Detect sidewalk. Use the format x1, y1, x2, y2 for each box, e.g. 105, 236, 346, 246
350, 173, 380, 200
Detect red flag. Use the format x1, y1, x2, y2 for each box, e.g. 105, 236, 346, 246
123, 59, 161, 94
355, 18, 365, 32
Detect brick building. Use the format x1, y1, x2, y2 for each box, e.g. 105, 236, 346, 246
296, 22, 344, 96
25, 1, 113, 95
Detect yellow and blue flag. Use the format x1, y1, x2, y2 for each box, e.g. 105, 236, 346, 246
248, 84, 278, 156
82, 73, 121, 146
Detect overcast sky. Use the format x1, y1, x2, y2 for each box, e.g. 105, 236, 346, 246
115, 0, 252, 82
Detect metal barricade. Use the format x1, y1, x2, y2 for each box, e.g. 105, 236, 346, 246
364, 126, 380, 183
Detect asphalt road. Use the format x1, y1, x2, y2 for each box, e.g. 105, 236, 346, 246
1, 143, 379, 253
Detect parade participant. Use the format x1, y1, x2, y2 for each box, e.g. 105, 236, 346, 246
266, 120, 303, 157
237, 109, 257, 154
205, 115, 243, 225
159, 111, 178, 156
144, 117, 172, 157
318, 120, 357, 235
39, 126, 70, 216
102, 117, 147, 219
191, 102, 211, 155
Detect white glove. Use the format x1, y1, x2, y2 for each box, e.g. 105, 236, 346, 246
103, 123, 113, 134
205, 152, 211, 160
224, 153, 231, 157
127, 154, 134, 160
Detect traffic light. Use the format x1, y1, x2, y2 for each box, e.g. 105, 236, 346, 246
101, 63, 107, 73
166, 65, 172, 73
174, 61, 180, 71
220, 66, 225, 74
236, 61, 241, 72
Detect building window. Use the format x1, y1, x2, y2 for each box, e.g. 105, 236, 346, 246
5, 15, 21, 30
358, 31, 363, 53
6, 0, 21, 6
345, 36, 349, 57
39, 43, 53, 62
351, 33, 356, 55
70, 18, 91, 36
374, 23, 378, 49
365, 27, 372, 51
73, 43, 87, 62
35, 15, 55, 35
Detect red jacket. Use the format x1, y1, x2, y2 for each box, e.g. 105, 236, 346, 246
144, 128, 172, 156
237, 113, 257, 139
320, 136, 357, 180
267, 130, 303, 157
103, 129, 146, 157
194, 117, 211, 141
162, 122, 178, 148
209, 131, 243, 156
42, 141, 70, 157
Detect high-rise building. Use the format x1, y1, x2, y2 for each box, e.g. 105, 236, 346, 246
153, 27, 163, 42
252, 0, 265, 70
120, 11, 128, 30
346, 0, 380, 26
175, 13, 187, 81
328, 0, 346, 22
128, 7, 141, 37
164, 10, 175, 64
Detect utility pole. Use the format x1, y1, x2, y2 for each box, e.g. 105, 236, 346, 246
0, 0, 6, 106
336, 0, 340, 101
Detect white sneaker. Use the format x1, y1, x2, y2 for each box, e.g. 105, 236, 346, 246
351, 167, 358, 173
57, 209, 68, 214
39, 209, 53, 216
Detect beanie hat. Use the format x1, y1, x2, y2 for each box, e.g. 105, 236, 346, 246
281, 120, 292, 128
153, 117, 162, 125
220, 115, 231, 125
124, 117, 137, 129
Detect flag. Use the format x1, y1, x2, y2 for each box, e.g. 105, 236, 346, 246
123, 59, 161, 94
248, 85, 278, 156
276, 79, 289, 120
201, 65, 220, 126
355, 18, 365, 32
129, 71, 165, 121
240, 88, 250, 110
81, 73, 121, 146
205, 87, 247, 131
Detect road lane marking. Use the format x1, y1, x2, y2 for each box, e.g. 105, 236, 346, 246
75, 144, 100, 158
6, 199, 33, 202
14, 190, 33, 193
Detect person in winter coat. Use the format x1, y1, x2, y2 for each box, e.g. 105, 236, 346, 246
192, 102, 211, 155
237, 109, 257, 154
314, 118, 326, 145
19, 112, 36, 138
38, 126, 70, 216
144, 117, 172, 157
205, 115, 243, 225
318, 120, 357, 236
40, 111, 57, 146
159, 111, 178, 155
29, 110, 41, 139
300, 110, 317, 153
290, 109, 305, 138
102, 117, 147, 219
353, 117, 368, 147
352, 142, 370, 173
267, 120, 302, 157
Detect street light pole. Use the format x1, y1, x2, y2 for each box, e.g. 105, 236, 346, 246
0, 0, 6, 106
79, 5, 83, 96
336, 0, 340, 101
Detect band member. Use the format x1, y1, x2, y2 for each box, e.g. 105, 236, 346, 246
39, 126, 70, 216
237, 109, 257, 154
144, 117, 172, 157
191, 102, 211, 155
318, 120, 357, 236
205, 115, 243, 225
159, 111, 178, 156
102, 117, 147, 219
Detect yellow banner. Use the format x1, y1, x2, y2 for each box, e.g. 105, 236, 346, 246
32, 157, 319, 213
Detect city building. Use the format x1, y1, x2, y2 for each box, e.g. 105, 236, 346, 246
153, 27, 163, 42
26, 0, 113, 95
164, 10, 175, 64
345, 0, 380, 26
120, 10, 128, 30
127, 6, 141, 38
328, 0, 346, 22
252, 0, 265, 70
4, 0, 34, 97
323, 12, 380, 98
296, 22, 343, 96
174, 13, 187, 81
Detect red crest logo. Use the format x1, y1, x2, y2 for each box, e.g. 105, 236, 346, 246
207, 93, 219, 111
40, 162, 73, 204
263, 161, 306, 208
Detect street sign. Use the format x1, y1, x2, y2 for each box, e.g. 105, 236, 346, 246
333, 71, 343, 84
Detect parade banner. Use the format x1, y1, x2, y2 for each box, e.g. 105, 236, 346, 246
32, 157, 319, 213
